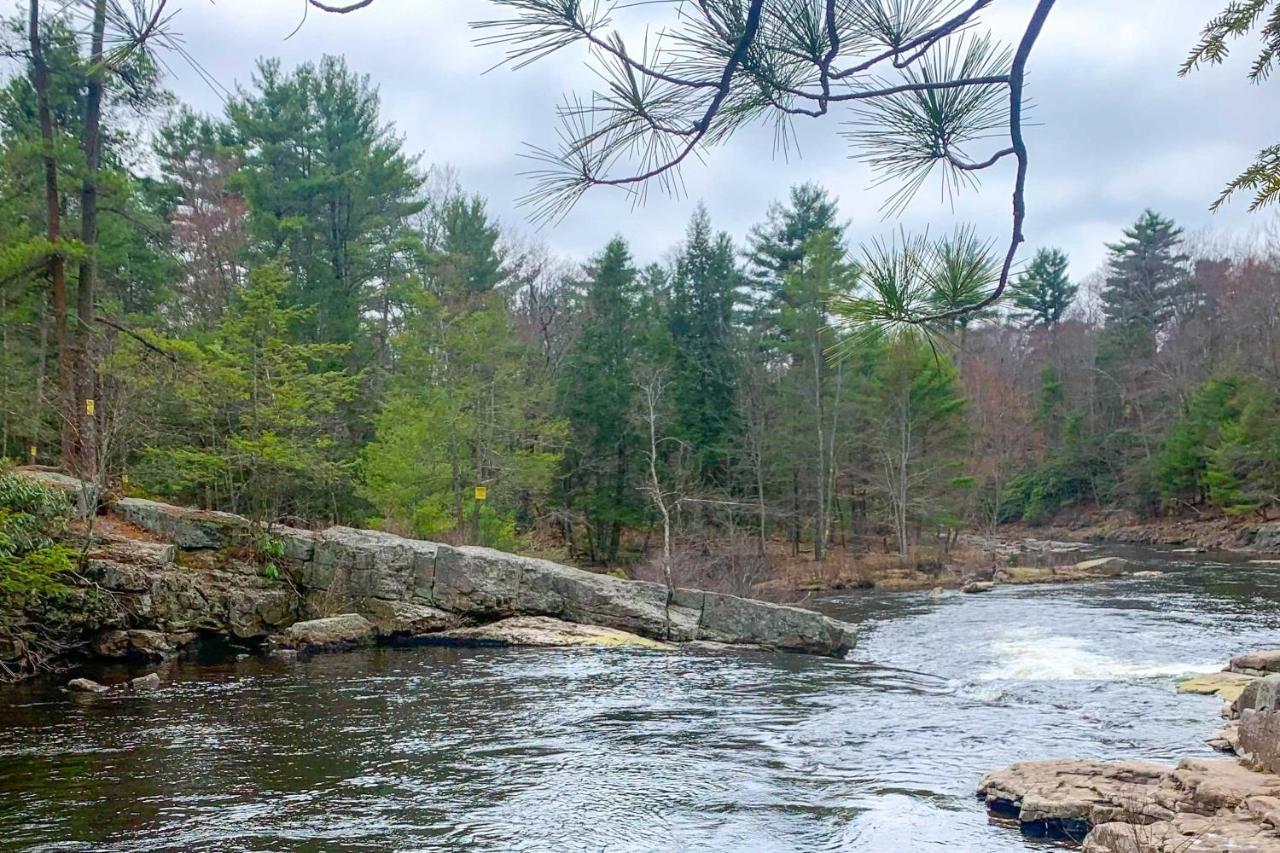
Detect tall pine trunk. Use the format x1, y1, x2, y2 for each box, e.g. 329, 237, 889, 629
28, 0, 73, 469
74, 0, 107, 481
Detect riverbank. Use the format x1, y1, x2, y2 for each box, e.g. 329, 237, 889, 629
1, 470, 856, 685
1011, 510, 1280, 555
978, 648, 1280, 850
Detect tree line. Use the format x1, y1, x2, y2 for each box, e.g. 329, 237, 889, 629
2, 11, 1278, 592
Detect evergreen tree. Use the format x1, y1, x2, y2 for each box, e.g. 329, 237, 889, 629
360, 289, 562, 548
558, 238, 651, 564
133, 264, 361, 522
667, 206, 741, 485
228, 55, 425, 352
1010, 248, 1076, 329
1101, 210, 1190, 336
745, 183, 844, 334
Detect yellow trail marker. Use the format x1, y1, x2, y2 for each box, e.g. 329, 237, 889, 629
473, 485, 487, 502
85, 399, 95, 416
28, 445, 37, 463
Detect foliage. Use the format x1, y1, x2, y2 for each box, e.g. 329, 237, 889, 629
0, 474, 76, 609
1182, 2, 1280, 210
1101, 210, 1190, 340
131, 264, 361, 521
1010, 248, 1076, 328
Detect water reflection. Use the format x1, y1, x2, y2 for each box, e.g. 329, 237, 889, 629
1, 549, 1278, 851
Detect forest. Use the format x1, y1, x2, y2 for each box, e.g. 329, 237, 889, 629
2, 6, 1279, 597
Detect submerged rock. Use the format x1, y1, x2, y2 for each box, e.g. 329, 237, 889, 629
66, 677, 109, 693
961, 581, 996, 594
432, 616, 674, 650
1177, 670, 1256, 702
129, 673, 161, 691
270, 614, 377, 653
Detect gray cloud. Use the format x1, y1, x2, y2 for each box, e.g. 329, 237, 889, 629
165, 0, 1280, 275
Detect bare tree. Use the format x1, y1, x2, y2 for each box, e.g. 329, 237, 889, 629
637, 369, 678, 637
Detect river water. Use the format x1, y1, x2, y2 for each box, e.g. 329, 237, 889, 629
2, 547, 1279, 852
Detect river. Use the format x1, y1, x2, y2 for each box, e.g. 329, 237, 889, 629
2, 546, 1279, 852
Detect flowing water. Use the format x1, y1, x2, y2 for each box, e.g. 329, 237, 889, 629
3, 547, 1280, 852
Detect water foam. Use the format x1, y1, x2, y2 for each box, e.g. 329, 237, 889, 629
978, 631, 1220, 682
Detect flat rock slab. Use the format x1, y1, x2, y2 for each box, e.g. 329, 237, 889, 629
431, 616, 674, 651
979, 757, 1280, 849
1178, 670, 1257, 702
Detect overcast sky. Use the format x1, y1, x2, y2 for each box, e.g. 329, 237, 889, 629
160, 0, 1280, 278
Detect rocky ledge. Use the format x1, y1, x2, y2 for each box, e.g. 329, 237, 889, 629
12, 471, 856, 680
961, 556, 1133, 592
979, 647, 1280, 850
978, 758, 1280, 851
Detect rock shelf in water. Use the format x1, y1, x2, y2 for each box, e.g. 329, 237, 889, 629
21, 471, 856, 672
981, 646, 1280, 850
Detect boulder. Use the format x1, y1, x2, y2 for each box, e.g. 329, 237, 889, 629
1177, 670, 1256, 702
1240, 709, 1280, 775
431, 616, 674, 650
15, 468, 99, 516
1229, 649, 1280, 676
432, 544, 522, 615
269, 613, 377, 653
66, 677, 109, 693
978, 759, 1171, 836
360, 599, 464, 639
1252, 523, 1280, 554
129, 672, 161, 691
112, 497, 250, 549
962, 581, 996, 594
994, 566, 1057, 584
692, 589, 854, 655
1234, 674, 1280, 716
1065, 557, 1129, 578
91, 629, 177, 661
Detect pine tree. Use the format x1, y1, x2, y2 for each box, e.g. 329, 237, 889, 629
228, 55, 425, 351
667, 206, 741, 485
558, 238, 651, 564
1101, 210, 1190, 335
745, 183, 844, 334
1010, 248, 1076, 329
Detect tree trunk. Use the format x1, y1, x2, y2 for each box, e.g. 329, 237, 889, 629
810, 331, 826, 562
28, 0, 73, 470
74, 0, 108, 482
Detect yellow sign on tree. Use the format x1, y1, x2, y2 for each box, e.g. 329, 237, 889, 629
85, 399, 95, 416
473, 485, 487, 502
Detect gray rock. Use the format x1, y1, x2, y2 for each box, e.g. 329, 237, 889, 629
1251, 523, 1280, 554
432, 544, 521, 614
66, 677, 109, 693
306, 527, 437, 603
1067, 556, 1129, 577
962, 581, 997, 593
1229, 649, 1280, 676
113, 497, 249, 549
270, 613, 377, 653
15, 468, 99, 516
129, 672, 161, 691
694, 590, 855, 656
1239, 709, 1280, 774
360, 599, 464, 638
432, 616, 674, 650
268, 648, 299, 661
91, 629, 176, 661
1234, 674, 1280, 716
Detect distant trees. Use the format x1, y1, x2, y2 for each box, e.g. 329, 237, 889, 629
1100, 211, 1190, 340
1010, 249, 1075, 329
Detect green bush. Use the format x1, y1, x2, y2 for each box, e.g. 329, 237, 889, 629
0, 474, 77, 609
